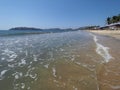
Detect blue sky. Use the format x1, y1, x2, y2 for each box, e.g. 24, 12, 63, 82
0, 0, 120, 29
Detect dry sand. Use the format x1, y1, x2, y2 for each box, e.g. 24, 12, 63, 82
88, 30, 120, 40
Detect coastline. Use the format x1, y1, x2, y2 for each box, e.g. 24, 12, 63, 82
87, 30, 120, 40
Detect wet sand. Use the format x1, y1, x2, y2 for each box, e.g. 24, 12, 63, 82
88, 31, 120, 90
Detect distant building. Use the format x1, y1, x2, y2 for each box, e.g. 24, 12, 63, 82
100, 22, 120, 30
78, 26, 100, 30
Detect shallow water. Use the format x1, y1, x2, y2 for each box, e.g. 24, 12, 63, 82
0, 31, 120, 90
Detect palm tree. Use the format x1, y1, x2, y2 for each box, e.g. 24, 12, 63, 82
106, 17, 111, 25
106, 14, 120, 25
112, 16, 119, 23
118, 14, 120, 22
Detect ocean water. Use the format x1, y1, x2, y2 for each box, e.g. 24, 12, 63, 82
0, 30, 44, 36
0, 30, 120, 90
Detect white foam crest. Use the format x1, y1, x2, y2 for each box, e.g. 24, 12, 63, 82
96, 43, 112, 62
14, 40, 20, 43
1, 57, 5, 60
0, 70, 8, 80
25, 67, 37, 80
71, 55, 75, 61
21, 83, 25, 89
8, 64, 15, 68
91, 34, 113, 63
14, 82, 26, 90
2, 49, 17, 62
29, 73, 37, 79
52, 67, 57, 77
7, 59, 15, 62
12, 72, 23, 79
60, 48, 64, 52
2, 49, 14, 55
18, 58, 26, 66
44, 64, 49, 68
25, 50, 28, 56
9, 54, 17, 59
33, 55, 37, 62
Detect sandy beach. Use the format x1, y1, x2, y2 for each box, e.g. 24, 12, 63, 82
88, 30, 120, 90
88, 30, 120, 40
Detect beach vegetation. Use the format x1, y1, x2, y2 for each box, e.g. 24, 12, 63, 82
106, 14, 120, 25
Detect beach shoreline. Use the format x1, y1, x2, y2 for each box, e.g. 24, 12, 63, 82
87, 30, 120, 40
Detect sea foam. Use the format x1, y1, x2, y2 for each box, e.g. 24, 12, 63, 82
91, 34, 113, 63
52, 67, 57, 77
0, 70, 8, 80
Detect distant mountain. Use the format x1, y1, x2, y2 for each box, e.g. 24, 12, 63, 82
9, 27, 79, 33
9, 27, 42, 31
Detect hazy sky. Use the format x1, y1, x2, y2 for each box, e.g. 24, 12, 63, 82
0, 0, 120, 29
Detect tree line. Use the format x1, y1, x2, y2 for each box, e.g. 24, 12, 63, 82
106, 14, 120, 25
